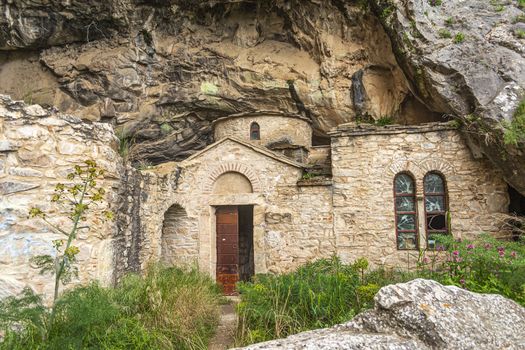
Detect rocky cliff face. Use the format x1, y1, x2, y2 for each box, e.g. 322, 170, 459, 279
0, 1, 524, 193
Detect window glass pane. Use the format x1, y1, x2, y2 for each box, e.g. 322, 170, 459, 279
427, 214, 446, 231
424, 173, 444, 193
425, 196, 445, 212
397, 214, 416, 230
395, 174, 414, 194
396, 197, 415, 212
398, 232, 417, 249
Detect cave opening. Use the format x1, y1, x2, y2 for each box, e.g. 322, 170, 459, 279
508, 185, 525, 241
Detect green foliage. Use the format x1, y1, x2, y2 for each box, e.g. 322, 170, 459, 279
445, 17, 454, 26
519, 0, 525, 9
418, 235, 525, 306
428, 0, 442, 6
454, 32, 465, 43
503, 99, 525, 146
0, 266, 222, 350
237, 235, 525, 346
301, 172, 316, 180
516, 29, 525, 39
374, 116, 395, 126
438, 28, 452, 39
235, 256, 410, 346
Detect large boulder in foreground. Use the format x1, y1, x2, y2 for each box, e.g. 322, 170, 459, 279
237, 279, 525, 349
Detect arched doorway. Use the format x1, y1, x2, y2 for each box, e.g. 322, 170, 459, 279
213, 172, 255, 294
161, 204, 198, 267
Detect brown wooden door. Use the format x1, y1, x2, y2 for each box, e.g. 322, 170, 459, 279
216, 206, 239, 295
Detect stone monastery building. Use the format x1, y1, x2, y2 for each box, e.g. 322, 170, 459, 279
139, 111, 508, 294
0, 98, 510, 296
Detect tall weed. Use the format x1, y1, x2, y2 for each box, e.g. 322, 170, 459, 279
0, 265, 222, 350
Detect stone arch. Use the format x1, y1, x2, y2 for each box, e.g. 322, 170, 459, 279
213, 172, 253, 194
161, 203, 199, 266
418, 158, 455, 175
203, 162, 262, 193
384, 157, 424, 179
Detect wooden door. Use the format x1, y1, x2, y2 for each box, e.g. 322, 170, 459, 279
216, 206, 239, 295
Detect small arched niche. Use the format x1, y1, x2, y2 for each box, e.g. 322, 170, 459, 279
213, 171, 253, 194
161, 204, 198, 266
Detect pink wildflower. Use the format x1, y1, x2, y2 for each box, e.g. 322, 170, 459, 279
511, 251, 517, 258
452, 250, 459, 256
467, 244, 474, 250
484, 243, 492, 250
499, 250, 505, 257
460, 279, 465, 285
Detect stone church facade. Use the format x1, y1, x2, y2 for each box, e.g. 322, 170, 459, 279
0, 96, 510, 296
137, 111, 508, 293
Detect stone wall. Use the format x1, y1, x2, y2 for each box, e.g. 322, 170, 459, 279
329, 123, 509, 267
0, 95, 123, 298
213, 112, 312, 148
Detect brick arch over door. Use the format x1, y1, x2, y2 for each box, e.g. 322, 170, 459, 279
202, 162, 262, 194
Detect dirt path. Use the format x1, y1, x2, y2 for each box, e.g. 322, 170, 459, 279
209, 297, 239, 350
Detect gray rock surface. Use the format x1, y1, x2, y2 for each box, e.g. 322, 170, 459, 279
236, 279, 525, 350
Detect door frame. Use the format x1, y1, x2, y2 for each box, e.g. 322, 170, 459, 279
205, 195, 266, 281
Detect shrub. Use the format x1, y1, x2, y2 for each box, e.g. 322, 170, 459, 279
454, 32, 465, 43
0, 266, 222, 350
419, 234, 525, 306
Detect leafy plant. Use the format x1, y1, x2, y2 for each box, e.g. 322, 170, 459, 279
428, 0, 442, 6
516, 29, 525, 39
29, 160, 113, 330
419, 234, 525, 306
445, 17, 454, 26
454, 32, 465, 43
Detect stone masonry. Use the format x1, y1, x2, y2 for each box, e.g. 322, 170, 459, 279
0, 95, 123, 298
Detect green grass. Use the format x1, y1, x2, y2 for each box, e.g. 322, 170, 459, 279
0, 266, 222, 350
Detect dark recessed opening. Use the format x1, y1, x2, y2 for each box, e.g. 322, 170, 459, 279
508, 185, 525, 241
238, 205, 254, 282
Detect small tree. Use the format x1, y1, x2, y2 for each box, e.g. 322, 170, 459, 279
29, 160, 113, 309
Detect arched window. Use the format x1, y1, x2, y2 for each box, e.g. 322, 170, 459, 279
424, 172, 448, 248
250, 122, 260, 140
394, 173, 418, 250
